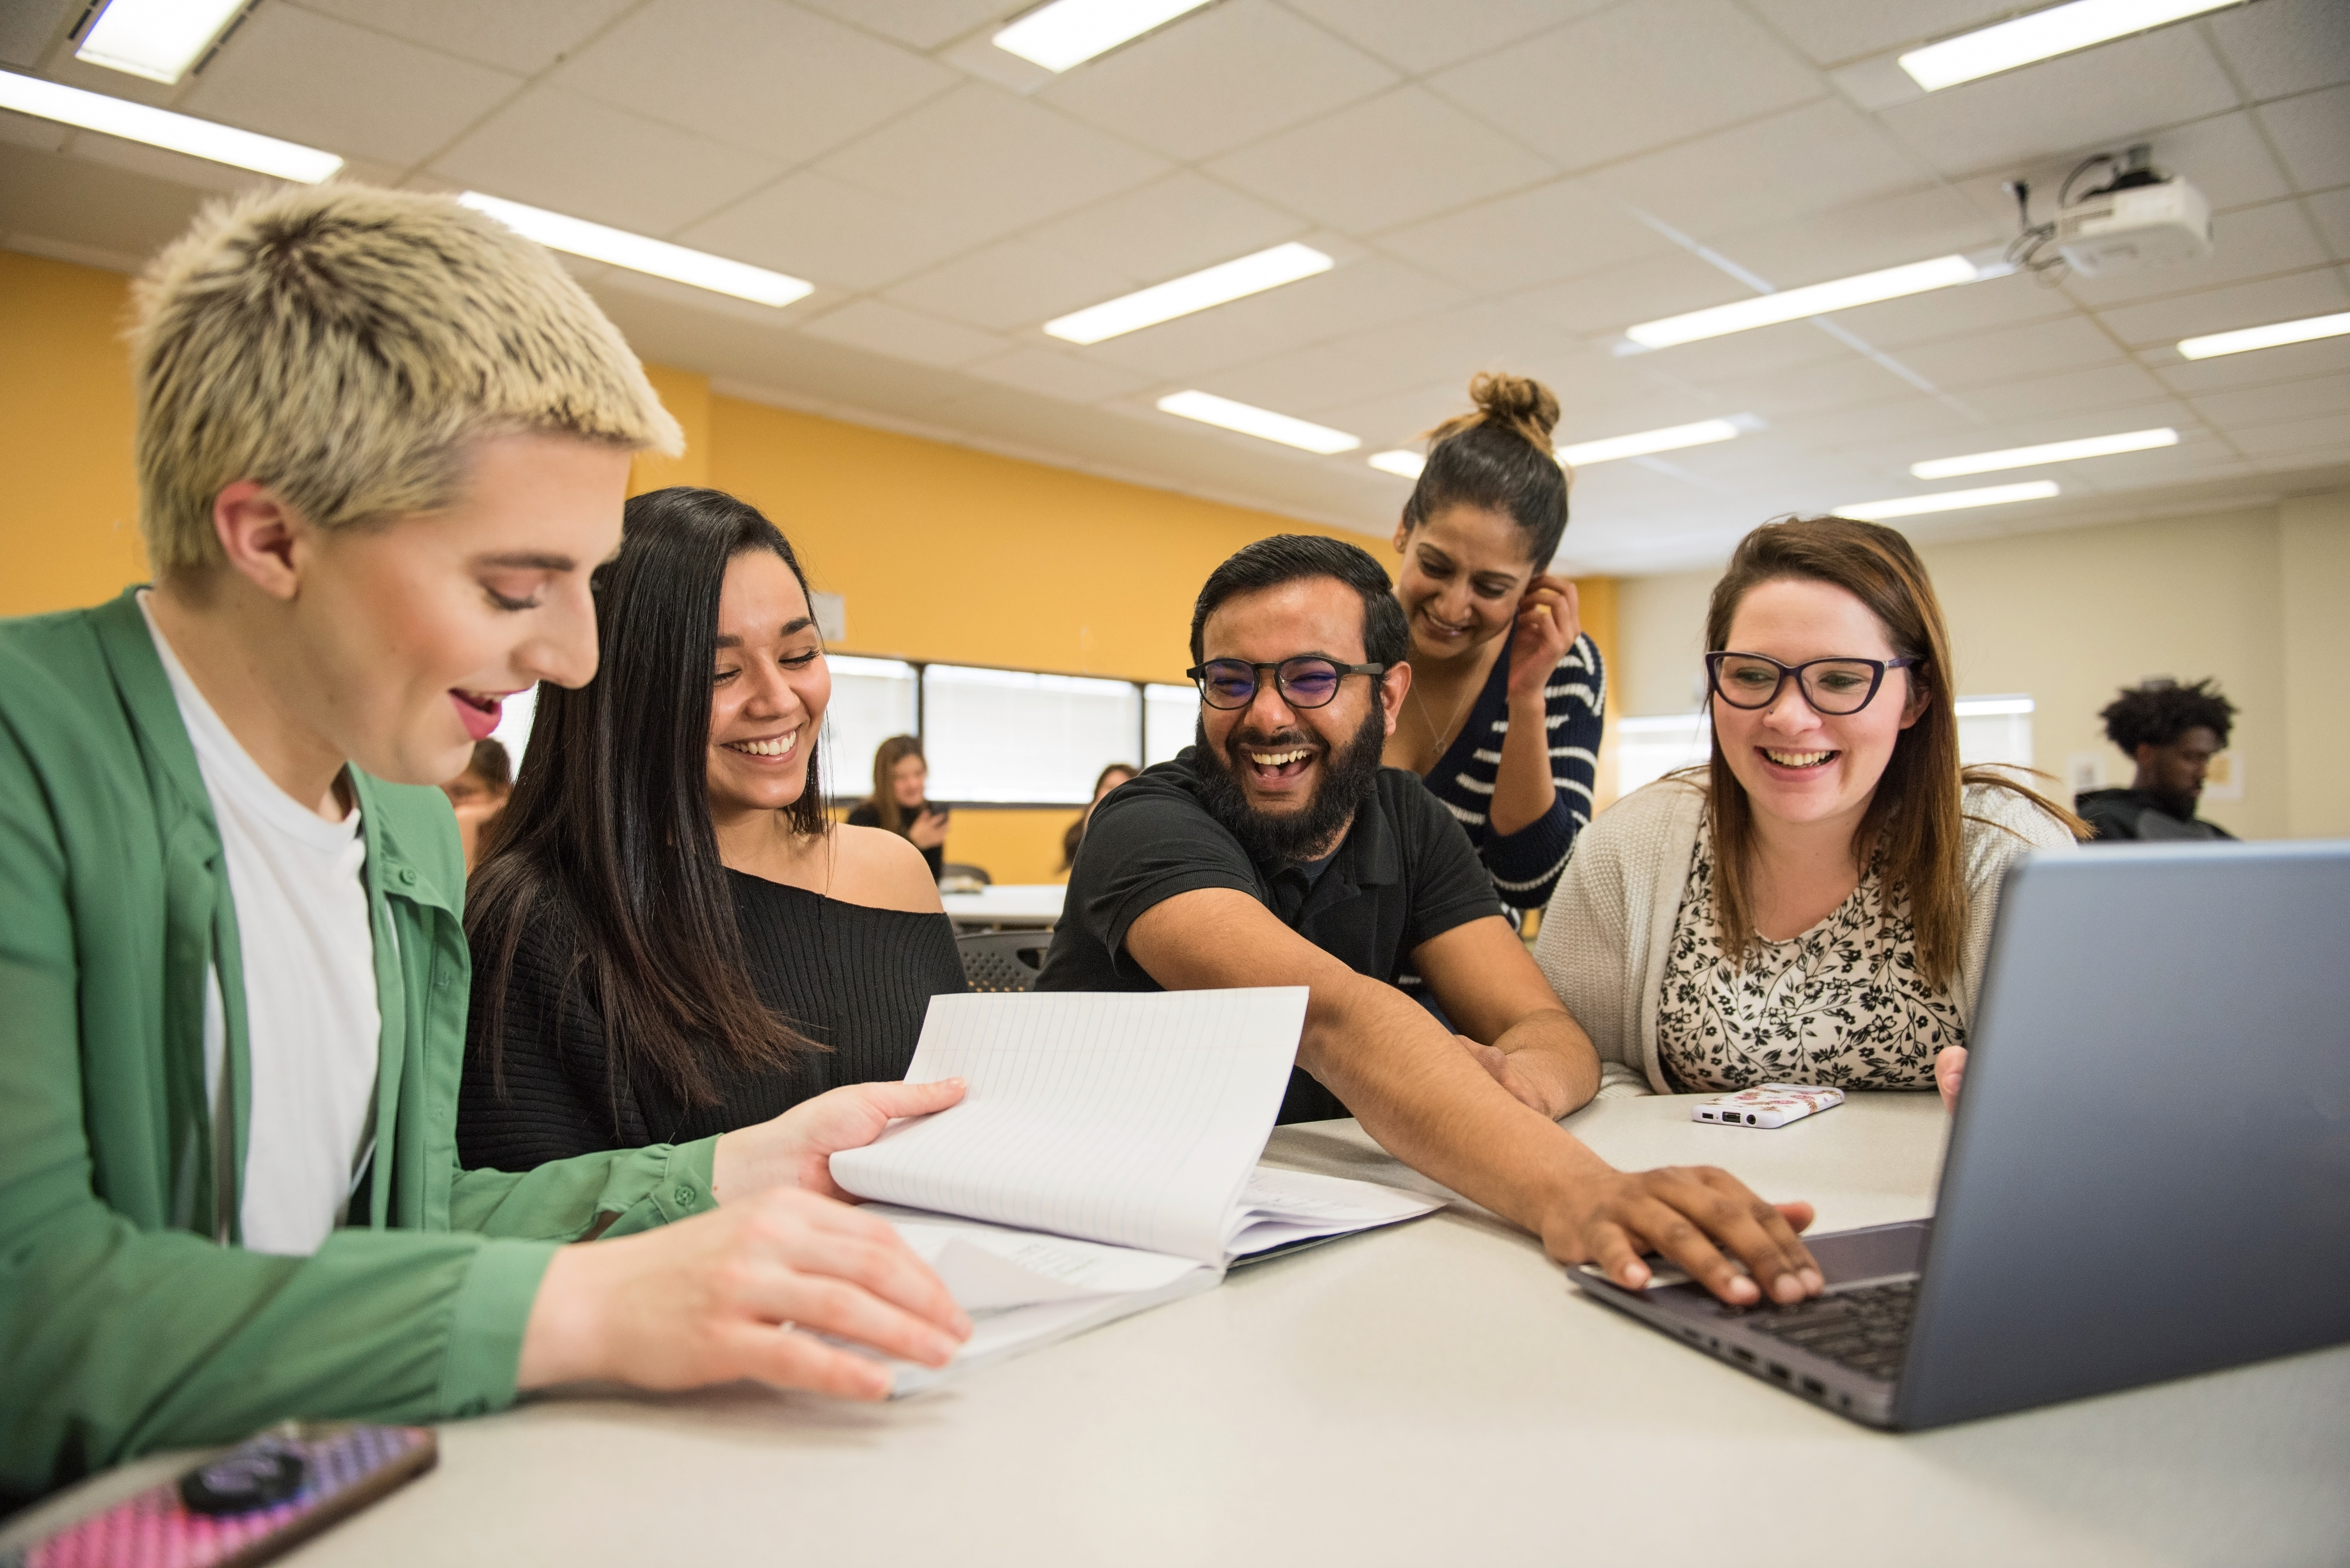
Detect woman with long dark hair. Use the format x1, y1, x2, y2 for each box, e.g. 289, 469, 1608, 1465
1381, 373, 1601, 915
1534, 516, 2080, 1113
846, 734, 948, 879
460, 487, 966, 1169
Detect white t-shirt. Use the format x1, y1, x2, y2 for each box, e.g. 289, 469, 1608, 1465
140, 595, 382, 1256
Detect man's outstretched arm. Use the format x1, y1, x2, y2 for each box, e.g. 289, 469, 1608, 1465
1125, 889, 1822, 1307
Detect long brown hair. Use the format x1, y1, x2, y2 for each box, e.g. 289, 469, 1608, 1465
468, 487, 825, 1109
1701, 516, 2081, 989
863, 734, 925, 835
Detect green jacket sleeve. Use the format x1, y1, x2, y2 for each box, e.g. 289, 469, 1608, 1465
0, 718, 554, 1505
448, 1136, 720, 1239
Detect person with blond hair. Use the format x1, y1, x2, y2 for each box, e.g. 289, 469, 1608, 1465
0, 185, 967, 1505
1381, 373, 1600, 921
1534, 517, 2081, 1116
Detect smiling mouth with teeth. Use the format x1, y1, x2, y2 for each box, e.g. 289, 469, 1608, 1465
1762, 747, 1838, 768
725, 733, 799, 758
1247, 749, 1313, 767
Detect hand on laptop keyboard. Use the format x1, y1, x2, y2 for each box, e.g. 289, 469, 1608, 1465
1542, 1166, 1824, 1307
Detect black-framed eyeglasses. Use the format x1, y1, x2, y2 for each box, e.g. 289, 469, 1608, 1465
1705, 651, 1921, 716
1187, 657, 1388, 711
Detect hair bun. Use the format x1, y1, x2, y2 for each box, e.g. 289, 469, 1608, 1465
1467, 372, 1558, 452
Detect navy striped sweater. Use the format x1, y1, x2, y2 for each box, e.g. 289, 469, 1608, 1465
1417, 632, 1605, 912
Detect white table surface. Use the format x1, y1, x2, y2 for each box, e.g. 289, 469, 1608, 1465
10, 1094, 2345, 1567
939, 882, 1066, 926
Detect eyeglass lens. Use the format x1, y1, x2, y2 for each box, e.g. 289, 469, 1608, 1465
1713, 655, 1884, 715
1198, 658, 1344, 709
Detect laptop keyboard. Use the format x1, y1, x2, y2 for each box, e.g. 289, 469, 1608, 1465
1745, 1278, 1918, 1381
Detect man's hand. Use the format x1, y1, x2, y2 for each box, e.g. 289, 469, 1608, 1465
1456, 1034, 1580, 1120
518, 1187, 972, 1400
1538, 1166, 1822, 1307
1935, 1046, 1966, 1113
713, 1079, 966, 1203
1503, 574, 1579, 704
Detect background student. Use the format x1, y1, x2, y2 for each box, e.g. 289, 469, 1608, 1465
1060, 761, 1138, 873
849, 734, 950, 879
442, 737, 513, 870
1381, 373, 1601, 916
2076, 678, 2239, 841
1536, 516, 2081, 1116
462, 487, 965, 1171
0, 186, 966, 1505
1042, 534, 1824, 1311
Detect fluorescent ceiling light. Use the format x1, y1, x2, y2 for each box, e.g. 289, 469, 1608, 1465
2177, 311, 2350, 361
1158, 391, 1359, 455
1368, 450, 1425, 479
1560, 418, 1742, 467
1046, 244, 1331, 345
456, 193, 812, 308
995, 0, 1213, 72
1899, 0, 2239, 92
0, 69, 340, 182
1953, 695, 2036, 717
1912, 427, 2176, 479
75, 0, 246, 84
1628, 256, 1982, 348
1839, 481, 2060, 520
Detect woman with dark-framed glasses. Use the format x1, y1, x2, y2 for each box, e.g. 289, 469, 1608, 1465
1532, 516, 2081, 1114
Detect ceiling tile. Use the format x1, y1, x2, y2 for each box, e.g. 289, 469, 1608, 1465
1764, 394, 1990, 455
816, 83, 1170, 236
1704, 354, 1940, 422
1280, 0, 1602, 74
677, 169, 1007, 289
797, 298, 1010, 367
1039, 0, 1397, 162
2256, 85, 2350, 193
2063, 198, 2330, 309
2307, 188, 2350, 261
1318, 301, 1594, 395
182, 5, 520, 168
1741, 0, 2022, 68
962, 345, 1155, 403
2187, 370, 2350, 427
795, 0, 1011, 50
1429, 0, 1821, 175
1894, 313, 2125, 387
1626, 317, 1857, 384
1023, 173, 1308, 283
0, 110, 67, 154
1204, 86, 1554, 234
2154, 332, 2350, 392
0, 139, 208, 262
1373, 178, 1675, 294
1589, 99, 1930, 242
883, 238, 1136, 330
430, 87, 784, 233
2205, 0, 2350, 102
553, 0, 957, 165
1958, 361, 2174, 422
1874, 26, 2241, 180
1311, 381, 1473, 448
1816, 269, 2079, 353
1196, 346, 1410, 419
2099, 264, 2350, 347
2224, 409, 2350, 454
1080, 253, 1466, 379
0, 0, 74, 69
1511, 247, 1750, 335
296, 0, 639, 76
1719, 185, 2004, 286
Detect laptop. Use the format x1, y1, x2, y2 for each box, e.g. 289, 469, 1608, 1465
1570, 839, 2350, 1431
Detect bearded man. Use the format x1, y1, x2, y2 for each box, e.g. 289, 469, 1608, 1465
1039, 535, 1825, 1311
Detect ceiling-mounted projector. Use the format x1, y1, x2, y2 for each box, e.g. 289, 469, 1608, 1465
2053, 145, 2211, 276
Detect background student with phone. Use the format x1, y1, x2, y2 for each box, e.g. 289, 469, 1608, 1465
851, 734, 952, 880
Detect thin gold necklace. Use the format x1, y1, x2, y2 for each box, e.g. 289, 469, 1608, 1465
1412, 679, 1477, 761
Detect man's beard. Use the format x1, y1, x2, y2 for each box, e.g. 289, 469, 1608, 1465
1192, 701, 1387, 865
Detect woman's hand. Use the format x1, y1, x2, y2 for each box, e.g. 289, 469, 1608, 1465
1935, 1046, 1967, 1113
518, 1186, 971, 1400
907, 807, 950, 851
1536, 1166, 1823, 1308
713, 1078, 967, 1203
1503, 574, 1580, 705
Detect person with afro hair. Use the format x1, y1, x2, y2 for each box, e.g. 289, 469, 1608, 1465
2076, 678, 2239, 841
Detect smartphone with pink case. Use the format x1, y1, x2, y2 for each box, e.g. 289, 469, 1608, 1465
1694, 1084, 1845, 1128
5, 1424, 435, 1568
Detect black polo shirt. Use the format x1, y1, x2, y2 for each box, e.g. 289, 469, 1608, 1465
1037, 748, 1503, 1123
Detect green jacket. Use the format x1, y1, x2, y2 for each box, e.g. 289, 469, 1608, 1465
0, 590, 721, 1504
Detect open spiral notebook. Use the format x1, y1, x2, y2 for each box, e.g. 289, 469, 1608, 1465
828, 989, 1441, 1391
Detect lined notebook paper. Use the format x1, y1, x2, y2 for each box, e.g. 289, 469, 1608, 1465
826, 990, 1440, 1391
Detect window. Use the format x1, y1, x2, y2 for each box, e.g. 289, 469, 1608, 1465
1143, 682, 1199, 766
1954, 694, 2034, 768
1615, 713, 1711, 797
921, 664, 1141, 804
824, 655, 918, 801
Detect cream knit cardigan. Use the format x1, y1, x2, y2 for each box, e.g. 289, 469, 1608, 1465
1533, 775, 2078, 1098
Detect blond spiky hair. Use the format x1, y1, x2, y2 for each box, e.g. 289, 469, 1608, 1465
131, 182, 683, 572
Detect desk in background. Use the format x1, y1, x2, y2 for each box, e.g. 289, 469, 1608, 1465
939, 882, 1065, 931
7, 1094, 2342, 1567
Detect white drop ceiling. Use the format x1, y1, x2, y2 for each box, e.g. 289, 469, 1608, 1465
2, 0, 2346, 573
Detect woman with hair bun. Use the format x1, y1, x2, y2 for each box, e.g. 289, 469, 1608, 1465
1382, 372, 1601, 916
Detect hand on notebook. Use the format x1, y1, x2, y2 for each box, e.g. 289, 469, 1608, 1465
518, 1187, 973, 1401
712, 1078, 968, 1203
1543, 1168, 1822, 1308
1935, 1046, 1967, 1113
